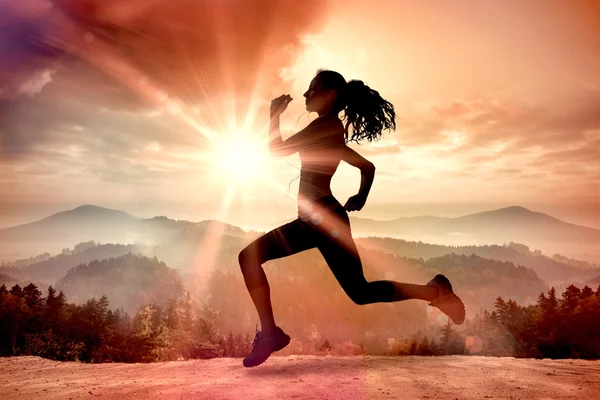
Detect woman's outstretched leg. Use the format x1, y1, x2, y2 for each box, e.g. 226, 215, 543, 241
318, 226, 465, 324
388, 281, 438, 302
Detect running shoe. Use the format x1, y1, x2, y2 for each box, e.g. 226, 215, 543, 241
427, 274, 466, 325
242, 325, 290, 367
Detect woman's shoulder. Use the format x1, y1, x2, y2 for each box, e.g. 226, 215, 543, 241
310, 116, 344, 146
312, 114, 344, 131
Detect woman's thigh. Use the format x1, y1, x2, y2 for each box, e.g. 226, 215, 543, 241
314, 211, 368, 290
240, 219, 317, 264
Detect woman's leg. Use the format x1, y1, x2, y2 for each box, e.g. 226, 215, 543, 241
239, 219, 316, 336
316, 218, 438, 305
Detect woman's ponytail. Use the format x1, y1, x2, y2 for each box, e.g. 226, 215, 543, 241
343, 80, 396, 143
316, 69, 397, 143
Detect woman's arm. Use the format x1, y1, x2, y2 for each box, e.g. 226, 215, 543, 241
342, 145, 376, 211
269, 116, 325, 158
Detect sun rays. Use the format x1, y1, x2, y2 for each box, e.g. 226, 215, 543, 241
47, 12, 307, 289
206, 131, 270, 187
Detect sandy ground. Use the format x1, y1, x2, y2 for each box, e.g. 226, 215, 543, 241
1, 355, 599, 399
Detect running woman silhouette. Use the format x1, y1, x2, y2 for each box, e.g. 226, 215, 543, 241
239, 69, 465, 367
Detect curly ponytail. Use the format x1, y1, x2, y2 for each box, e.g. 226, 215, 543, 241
316, 69, 397, 143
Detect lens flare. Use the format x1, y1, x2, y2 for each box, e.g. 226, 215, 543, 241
209, 132, 269, 185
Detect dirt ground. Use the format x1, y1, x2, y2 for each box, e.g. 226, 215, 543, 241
1, 355, 599, 399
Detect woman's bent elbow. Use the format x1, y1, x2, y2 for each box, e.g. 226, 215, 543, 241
363, 162, 375, 175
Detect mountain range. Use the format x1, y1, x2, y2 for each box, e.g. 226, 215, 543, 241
1, 204, 599, 262
0, 205, 250, 261
349, 206, 600, 262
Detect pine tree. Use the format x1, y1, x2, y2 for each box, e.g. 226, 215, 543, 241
319, 338, 332, 352
22, 284, 43, 310
537, 292, 548, 310
241, 332, 251, 355
56, 290, 67, 309
441, 320, 453, 354
217, 336, 226, 355
561, 285, 581, 313
547, 287, 558, 311
234, 333, 244, 357
580, 286, 593, 299
46, 286, 56, 309
227, 332, 235, 357
417, 336, 433, 356
10, 284, 22, 297
408, 339, 417, 355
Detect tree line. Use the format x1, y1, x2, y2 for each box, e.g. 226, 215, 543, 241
397, 283, 600, 359
1, 282, 598, 362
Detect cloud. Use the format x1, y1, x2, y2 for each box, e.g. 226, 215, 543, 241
17, 69, 55, 97
1, 0, 329, 104
358, 88, 600, 205
0, 0, 330, 158
391, 88, 600, 152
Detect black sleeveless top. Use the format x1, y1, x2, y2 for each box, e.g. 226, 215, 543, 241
296, 115, 345, 209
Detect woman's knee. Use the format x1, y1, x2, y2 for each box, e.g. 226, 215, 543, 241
347, 291, 370, 305
344, 281, 394, 305
342, 282, 371, 305
238, 247, 252, 269
238, 244, 264, 273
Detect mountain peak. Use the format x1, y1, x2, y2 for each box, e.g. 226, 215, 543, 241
43, 204, 138, 223
72, 204, 111, 212
497, 206, 533, 214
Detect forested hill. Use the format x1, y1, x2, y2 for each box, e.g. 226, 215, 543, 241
355, 238, 599, 286
0, 242, 144, 285
56, 253, 184, 314
402, 252, 547, 309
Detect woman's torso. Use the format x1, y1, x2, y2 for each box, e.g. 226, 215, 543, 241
297, 115, 345, 218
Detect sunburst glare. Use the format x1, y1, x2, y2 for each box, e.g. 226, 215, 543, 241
208, 131, 270, 187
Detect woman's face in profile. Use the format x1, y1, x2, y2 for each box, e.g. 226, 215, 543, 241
303, 76, 335, 114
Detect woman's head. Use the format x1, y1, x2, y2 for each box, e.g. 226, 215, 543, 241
303, 69, 397, 143
303, 70, 347, 115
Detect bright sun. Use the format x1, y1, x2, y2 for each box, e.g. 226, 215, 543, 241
209, 133, 270, 186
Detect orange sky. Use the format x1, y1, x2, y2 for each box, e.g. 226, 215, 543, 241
1, 0, 599, 229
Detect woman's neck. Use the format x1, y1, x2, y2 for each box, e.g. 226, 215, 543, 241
317, 109, 339, 119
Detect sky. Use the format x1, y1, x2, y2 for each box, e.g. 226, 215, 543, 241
1, 0, 599, 230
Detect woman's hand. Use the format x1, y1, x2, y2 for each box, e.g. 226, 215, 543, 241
270, 94, 293, 118
344, 194, 366, 212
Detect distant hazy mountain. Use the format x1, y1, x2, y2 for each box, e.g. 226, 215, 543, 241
2, 204, 599, 263
56, 253, 184, 314
350, 206, 600, 262
0, 205, 250, 261
588, 275, 600, 286
149, 222, 250, 272
354, 237, 599, 286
